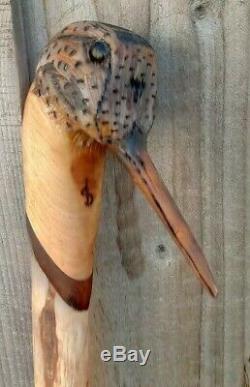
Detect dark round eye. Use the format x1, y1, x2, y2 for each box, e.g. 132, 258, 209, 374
89, 41, 110, 63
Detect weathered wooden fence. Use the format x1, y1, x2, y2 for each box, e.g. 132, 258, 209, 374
0, 1, 249, 386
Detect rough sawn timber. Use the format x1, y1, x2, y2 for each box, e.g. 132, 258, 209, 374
0, 0, 249, 386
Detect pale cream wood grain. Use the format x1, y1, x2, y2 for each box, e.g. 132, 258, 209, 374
22, 91, 106, 280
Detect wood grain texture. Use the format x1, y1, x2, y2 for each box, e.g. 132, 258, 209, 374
1, 0, 249, 386
32, 260, 89, 387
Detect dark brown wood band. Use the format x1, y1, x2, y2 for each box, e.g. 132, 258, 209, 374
26, 216, 93, 311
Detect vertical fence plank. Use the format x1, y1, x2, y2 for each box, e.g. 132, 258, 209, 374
191, 2, 225, 386
1, 0, 249, 386
0, 1, 32, 386
223, 2, 249, 386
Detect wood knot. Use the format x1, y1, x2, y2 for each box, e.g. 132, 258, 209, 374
156, 244, 167, 259
191, 1, 210, 20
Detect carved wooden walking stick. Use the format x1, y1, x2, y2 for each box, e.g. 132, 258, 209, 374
22, 21, 217, 386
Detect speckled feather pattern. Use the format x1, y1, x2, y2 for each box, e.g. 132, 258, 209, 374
33, 21, 157, 146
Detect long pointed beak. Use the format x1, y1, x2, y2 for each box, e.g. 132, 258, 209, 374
109, 134, 218, 297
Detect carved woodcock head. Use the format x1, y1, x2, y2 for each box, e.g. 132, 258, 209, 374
32, 21, 217, 297
34, 21, 156, 145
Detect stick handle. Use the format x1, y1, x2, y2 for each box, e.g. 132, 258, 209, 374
22, 91, 106, 386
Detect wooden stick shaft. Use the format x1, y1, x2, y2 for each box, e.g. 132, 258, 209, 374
22, 91, 106, 386
32, 260, 89, 387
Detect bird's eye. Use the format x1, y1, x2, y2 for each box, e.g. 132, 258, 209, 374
89, 41, 110, 63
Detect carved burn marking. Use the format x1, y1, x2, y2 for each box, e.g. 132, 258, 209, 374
39, 286, 58, 387
70, 143, 105, 205
81, 178, 94, 206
